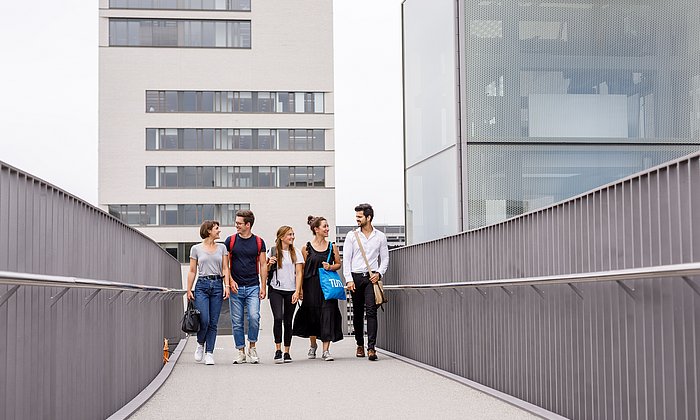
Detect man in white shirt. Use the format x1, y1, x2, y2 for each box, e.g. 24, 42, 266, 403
343, 203, 389, 361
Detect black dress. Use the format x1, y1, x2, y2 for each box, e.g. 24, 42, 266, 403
292, 241, 344, 342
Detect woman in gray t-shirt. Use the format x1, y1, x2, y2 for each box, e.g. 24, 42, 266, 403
186, 220, 230, 365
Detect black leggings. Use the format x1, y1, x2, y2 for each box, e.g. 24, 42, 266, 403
269, 288, 295, 346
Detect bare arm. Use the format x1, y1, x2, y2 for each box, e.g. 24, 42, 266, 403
221, 254, 230, 299
292, 263, 303, 304
186, 258, 197, 301
259, 251, 268, 299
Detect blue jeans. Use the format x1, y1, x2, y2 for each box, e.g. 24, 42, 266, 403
229, 284, 260, 349
194, 278, 224, 353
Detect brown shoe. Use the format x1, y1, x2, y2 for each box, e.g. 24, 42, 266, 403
368, 349, 377, 361
356, 346, 365, 358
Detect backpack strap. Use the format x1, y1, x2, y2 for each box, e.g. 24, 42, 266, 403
255, 235, 262, 274
228, 234, 237, 273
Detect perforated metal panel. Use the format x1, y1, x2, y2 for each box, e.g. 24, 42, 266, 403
0, 161, 183, 420
462, 0, 700, 230
381, 152, 700, 419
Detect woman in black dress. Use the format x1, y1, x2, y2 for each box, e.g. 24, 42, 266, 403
292, 215, 343, 360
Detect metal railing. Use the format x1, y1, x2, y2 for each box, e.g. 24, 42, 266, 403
0, 161, 184, 420
382, 262, 700, 290
379, 151, 700, 420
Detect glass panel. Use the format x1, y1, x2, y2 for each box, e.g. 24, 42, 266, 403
182, 167, 197, 187
294, 93, 305, 113
314, 93, 324, 113
146, 166, 157, 187
239, 129, 252, 149
257, 129, 274, 149
215, 21, 227, 47
183, 205, 198, 225
405, 147, 459, 244
239, 92, 253, 112
201, 91, 214, 111
312, 130, 324, 150
161, 205, 178, 225
202, 204, 215, 221
182, 91, 196, 112
201, 166, 215, 187
183, 129, 197, 149
278, 166, 290, 188
237, 166, 253, 187
146, 128, 157, 150
201, 129, 214, 149
313, 167, 325, 187
466, 145, 699, 229
277, 129, 289, 150
202, 21, 216, 47
403, 0, 457, 167
165, 91, 178, 112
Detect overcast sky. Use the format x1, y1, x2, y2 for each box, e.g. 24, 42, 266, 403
0, 0, 405, 226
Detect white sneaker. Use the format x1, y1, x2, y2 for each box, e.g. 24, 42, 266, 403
194, 343, 204, 362
248, 346, 259, 364
322, 351, 334, 361
308, 346, 317, 359
233, 349, 247, 364
204, 353, 215, 365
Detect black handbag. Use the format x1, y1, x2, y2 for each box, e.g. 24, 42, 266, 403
267, 248, 277, 286
181, 301, 201, 333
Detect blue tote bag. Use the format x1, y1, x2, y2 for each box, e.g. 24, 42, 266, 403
319, 243, 346, 301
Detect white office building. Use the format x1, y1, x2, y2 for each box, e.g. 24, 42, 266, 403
98, 0, 335, 273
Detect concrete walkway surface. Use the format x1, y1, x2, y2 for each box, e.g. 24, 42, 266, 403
131, 329, 539, 419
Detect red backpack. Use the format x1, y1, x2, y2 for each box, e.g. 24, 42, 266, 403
228, 234, 263, 274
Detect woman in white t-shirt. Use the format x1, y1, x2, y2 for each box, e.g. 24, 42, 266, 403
266, 225, 303, 363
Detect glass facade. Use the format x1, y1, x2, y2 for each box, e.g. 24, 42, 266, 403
403, 0, 700, 243
109, 203, 249, 226
109, 0, 251, 11
146, 128, 325, 150
109, 19, 251, 48
145, 91, 324, 113
145, 166, 325, 188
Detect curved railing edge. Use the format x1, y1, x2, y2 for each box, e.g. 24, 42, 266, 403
383, 262, 700, 290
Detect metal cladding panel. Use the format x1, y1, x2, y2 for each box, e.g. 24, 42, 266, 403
381, 152, 700, 419
0, 161, 182, 420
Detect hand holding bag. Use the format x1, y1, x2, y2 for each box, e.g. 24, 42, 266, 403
318, 242, 346, 301
181, 301, 201, 333
353, 230, 388, 307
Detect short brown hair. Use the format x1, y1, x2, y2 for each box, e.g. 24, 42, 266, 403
236, 209, 255, 227
199, 220, 219, 239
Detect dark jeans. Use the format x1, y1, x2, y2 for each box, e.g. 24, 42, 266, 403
194, 277, 224, 353
269, 288, 295, 346
351, 272, 378, 350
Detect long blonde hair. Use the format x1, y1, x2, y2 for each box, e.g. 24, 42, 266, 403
274, 226, 297, 268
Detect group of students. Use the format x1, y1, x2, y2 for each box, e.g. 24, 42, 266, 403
186, 203, 390, 365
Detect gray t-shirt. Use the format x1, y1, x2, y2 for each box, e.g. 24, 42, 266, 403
190, 243, 228, 277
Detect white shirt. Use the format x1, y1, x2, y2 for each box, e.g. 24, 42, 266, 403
342, 227, 389, 282
267, 248, 304, 292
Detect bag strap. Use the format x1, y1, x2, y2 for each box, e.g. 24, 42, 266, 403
326, 242, 334, 263
228, 234, 237, 272
353, 230, 373, 276
255, 235, 262, 274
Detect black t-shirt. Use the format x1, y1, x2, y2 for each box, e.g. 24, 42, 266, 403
224, 234, 267, 287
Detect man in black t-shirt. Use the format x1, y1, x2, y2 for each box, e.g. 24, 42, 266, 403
224, 210, 268, 364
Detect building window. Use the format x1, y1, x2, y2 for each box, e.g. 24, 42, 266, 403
110, 0, 251, 11
110, 203, 250, 227
109, 19, 251, 48
146, 128, 325, 150
145, 166, 326, 188
145, 91, 324, 113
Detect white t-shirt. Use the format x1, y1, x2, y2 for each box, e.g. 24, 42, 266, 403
267, 248, 304, 292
